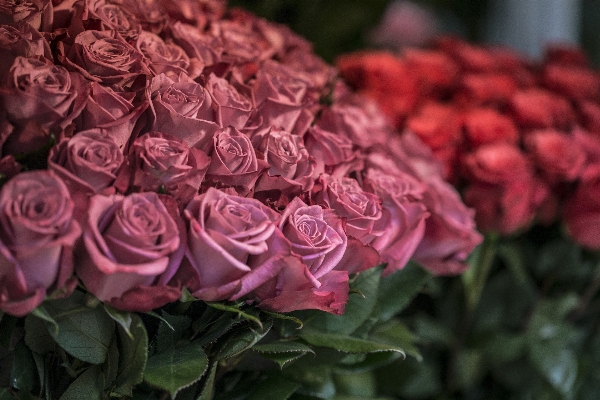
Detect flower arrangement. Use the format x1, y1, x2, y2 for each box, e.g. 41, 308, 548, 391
0, 1, 482, 399
337, 38, 600, 398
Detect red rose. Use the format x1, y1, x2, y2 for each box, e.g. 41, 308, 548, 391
510, 89, 575, 130
463, 108, 519, 148
0, 170, 81, 316
564, 173, 600, 249
524, 129, 585, 183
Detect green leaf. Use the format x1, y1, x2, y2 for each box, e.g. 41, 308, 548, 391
43, 292, 115, 364
112, 313, 148, 397
482, 332, 525, 365
103, 336, 119, 391
31, 306, 59, 336
24, 314, 56, 355
196, 363, 217, 400
180, 287, 196, 303
0, 314, 17, 348
145, 311, 175, 331
262, 310, 304, 329
103, 305, 133, 339
206, 302, 263, 329
155, 311, 191, 354
248, 375, 299, 400
529, 345, 578, 395
462, 233, 499, 312
59, 365, 104, 400
333, 371, 376, 397
373, 261, 431, 322
0, 388, 13, 400
284, 364, 335, 399
194, 313, 242, 347
254, 341, 315, 368
143, 342, 208, 398
299, 329, 406, 355
368, 320, 421, 361
216, 319, 273, 361
451, 348, 484, 390
301, 267, 382, 335
10, 342, 37, 392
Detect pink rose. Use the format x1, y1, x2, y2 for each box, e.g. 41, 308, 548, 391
0, 170, 81, 316
564, 173, 600, 249
1, 57, 89, 129
209, 17, 276, 64
48, 129, 124, 195
69, 0, 142, 42
149, 73, 219, 150
205, 126, 269, 195
112, 0, 167, 34
77, 192, 184, 311
77, 82, 148, 149
413, 177, 483, 275
303, 126, 357, 179
136, 31, 198, 79
363, 166, 429, 275
170, 21, 223, 67
58, 29, 150, 91
279, 197, 347, 281
205, 73, 253, 130
123, 131, 210, 206
0, 22, 52, 80
314, 174, 383, 244
0, 0, 53, 31
176, 187, 289, 301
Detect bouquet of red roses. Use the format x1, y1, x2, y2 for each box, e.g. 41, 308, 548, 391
0, 1, 483, 399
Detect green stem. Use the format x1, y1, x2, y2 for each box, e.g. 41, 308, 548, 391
462, 233, 499, 313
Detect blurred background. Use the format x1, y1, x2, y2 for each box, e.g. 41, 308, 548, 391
229, 0, 600, 65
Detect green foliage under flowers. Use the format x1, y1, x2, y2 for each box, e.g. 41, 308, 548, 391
0, 262, 431, 399
4, 223, 599, 399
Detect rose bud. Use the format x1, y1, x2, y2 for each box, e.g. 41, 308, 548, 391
0, 170, 81, 316
77, 192, 184, 312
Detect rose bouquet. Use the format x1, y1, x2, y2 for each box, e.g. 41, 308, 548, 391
337, 39, 600, 398
0, 1, 482, 399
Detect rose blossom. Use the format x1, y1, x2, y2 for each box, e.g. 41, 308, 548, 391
77, 192, 184, 312
0, 170, 81, 316
69, 0, 142, 42
123, 131, 210, 206
463, 107, 519, 148
304, 125, 357, 179
1, 56, 89, 130
136, 31, 196, 79
413, 177, 483, 275
113, 0, 167, 34
0, 22, 52, 80
563, 173, 600, 249
58, 29, 150, 91
170, 21, 223, 67
0, 0, 53, 31
149, 73, 219, 150
205, 73, 253, 130
205, 126, 269, 195
48, 129, 124, 195
175, 187, 289, 301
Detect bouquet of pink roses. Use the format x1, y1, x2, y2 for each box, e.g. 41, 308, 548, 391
0, 1, 482, 398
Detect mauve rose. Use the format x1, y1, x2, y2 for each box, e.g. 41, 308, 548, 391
0, 170, 81, 316
463, 108, 519, 148
0, 0, 53, 31
260, 127, 315, 187
112, 0, 167, 34
363, 166, 428, 275
205, 73, 253, 130
170, 21, 223, 67
314, 174, 383, 245
48, 129, 124, 195
0, 22, 52, 80
124, 131, 210, 206
176, 187, 289, 301
524, 129, 585, 183
149, 73, 219, 150
563, 173, 600, 249
278, 197, 347, 282
205, 126, 269, 195
58, 29, 150, 91
544, 64, 600, 101
1, 56, 89, 130
77, 192, 184, 311
413, 177, 483, 275
136, 31, 196, 79
77, 82, 148, 149
209, 17, 276, 64
69, 0, 142, 42
304, 125, 357, 179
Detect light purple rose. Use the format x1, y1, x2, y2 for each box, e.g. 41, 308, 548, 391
0, 170, 81, 316
77, 192, 184, 311
177, 187, 290, 301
